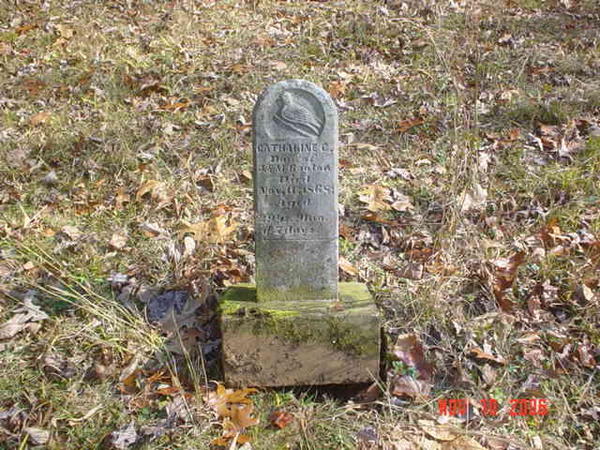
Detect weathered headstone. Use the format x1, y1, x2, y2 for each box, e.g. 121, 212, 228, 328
253, 79, 338, 302
220, 80, 380, 387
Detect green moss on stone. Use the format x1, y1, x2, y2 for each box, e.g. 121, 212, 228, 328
257, 285, 337, 303
220, 283, 379, 358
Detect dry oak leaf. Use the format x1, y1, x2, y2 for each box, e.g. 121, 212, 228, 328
391, 375, 431, 399
417, 420, 459, 442
205, 384, 258, 420
0, 296, 48, 340
398, 117, 424, 133
445, 436, 486, 450
359, 185, 393, 212
29, 111, 51, 126
181, 215, 238, 244
468, 346, 507, 366
491, 251, 525, 313
339, 257, 359, 276
390, 193, 414, 212
206, 384, 259, 446
135, 179, 170, 206
269, 409, 294, 430
114, 188, 130, 210
214, 417, 253, 446
328, 80, 348, 99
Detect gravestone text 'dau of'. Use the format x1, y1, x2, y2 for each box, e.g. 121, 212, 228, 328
220, 80, 380, 387
253, 79, 338, 302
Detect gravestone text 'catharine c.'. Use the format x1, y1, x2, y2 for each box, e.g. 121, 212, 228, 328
252, 79, 338, 302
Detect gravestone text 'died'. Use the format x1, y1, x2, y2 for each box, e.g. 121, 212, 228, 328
253, 79, 338, 302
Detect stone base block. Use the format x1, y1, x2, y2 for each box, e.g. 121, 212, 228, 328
219, 282, 380, 387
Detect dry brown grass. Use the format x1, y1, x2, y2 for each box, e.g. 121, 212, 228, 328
1, 0, 599, 448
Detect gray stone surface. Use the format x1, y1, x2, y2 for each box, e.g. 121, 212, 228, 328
252, 79, 338, 302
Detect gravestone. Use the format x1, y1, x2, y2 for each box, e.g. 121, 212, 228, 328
220, 80, 380, 387
253, 79, 338, 302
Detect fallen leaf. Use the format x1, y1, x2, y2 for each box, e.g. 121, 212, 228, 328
339, 223, 355, 241
42, 352, 77, 379
468, 346, 507, 366
181, 215, 238, 244
109, 232, 128, 250
339, 257, 359, 276
491, 251, 525, 313
392, 334, 434, 380
206, 384, 258, 418
182, 236, 196, 258
398, 262, 424, 280
480, 364, 497, 386
359, 185, 392, 212
22, 78, 46, 96
24, 427, 49, 445
16, 24, 37, 34
347, 143, 380, 151
328, 80, 348, 98
398, 117, 424, 133
55, 24, 74, 39
231, 403, 259, 428
361, 212, 396, 225
206, 384, 259, 445
135, 179, 168, 204
390, 194, 414, 212
61, 225, 82, 240
0, 294, 48, 340
109, 421, 138, 449
239, 170, 252, 182
271, 61, 287, 71
139, 222, 167, 238
576, 339, 596, 368
159, 98, 190, 111
114, 188, 130, 210
356, 426, 378, 447
269, 410, 293, 429
355, 382, 383, 403
417, 420, 458, 441
229, 63, 250, 75
146, 290, 199, 330
119, 356, 141, 387
391, 375, 431, 399
67, 405, 103, 425
523, 348, 544, 368
195, 174, 215, 192
166, 395, 194, 423
0, 42, 12, 55
460, 183, 487, 212
29, 111, 51, 126
579, 284, 595, 303
446, 436, 486, 450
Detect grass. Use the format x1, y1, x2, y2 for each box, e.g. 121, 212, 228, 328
1, 0, 599, 448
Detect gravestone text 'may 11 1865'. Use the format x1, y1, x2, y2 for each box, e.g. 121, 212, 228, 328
252, 80, 338, 302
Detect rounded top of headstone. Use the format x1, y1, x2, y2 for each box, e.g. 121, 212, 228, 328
253, 79, 337, 141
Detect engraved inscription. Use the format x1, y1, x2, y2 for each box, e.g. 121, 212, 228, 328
253, 79, 338, 301
254, 138, 335, 241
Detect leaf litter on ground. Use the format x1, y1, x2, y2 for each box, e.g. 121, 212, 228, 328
0, 290, 48, 340
205, 383, 259, 446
